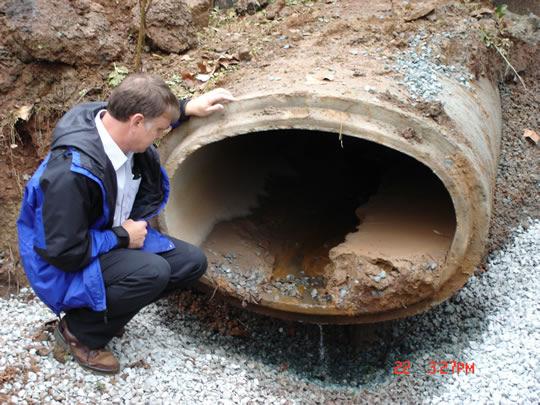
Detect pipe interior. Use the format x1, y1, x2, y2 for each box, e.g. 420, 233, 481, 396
165, 130, 456, 303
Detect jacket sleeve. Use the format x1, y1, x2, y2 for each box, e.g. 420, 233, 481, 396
34, 155, 119, 272
170, 98, 191, 129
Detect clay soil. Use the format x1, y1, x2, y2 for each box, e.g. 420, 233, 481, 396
0, 0, 538, 311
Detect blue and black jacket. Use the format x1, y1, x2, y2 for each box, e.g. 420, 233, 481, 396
17, 101, 189, 315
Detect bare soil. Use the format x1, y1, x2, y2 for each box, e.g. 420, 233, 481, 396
487, 69, 540, 252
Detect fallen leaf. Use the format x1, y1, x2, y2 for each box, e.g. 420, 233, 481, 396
180, 71, 197, 88
196, 73, 212, 82
15, 105, 33, 122
181, 71, 195, 80
523, 129, 539, 145
197, 61, 210, 74
217, 54, 238, 62
217, 54, 239, 69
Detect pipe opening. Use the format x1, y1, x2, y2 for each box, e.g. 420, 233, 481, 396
165, 129, 456, 315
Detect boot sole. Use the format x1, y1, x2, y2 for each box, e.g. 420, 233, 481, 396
53, 323, 120, 375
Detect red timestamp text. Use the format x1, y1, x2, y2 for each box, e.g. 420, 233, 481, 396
393, 360, 475, 375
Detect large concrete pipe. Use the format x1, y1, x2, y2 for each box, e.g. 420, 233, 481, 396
157, 13, 502, 324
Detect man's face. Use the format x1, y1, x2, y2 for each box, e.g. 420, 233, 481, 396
129, 113, 172, 153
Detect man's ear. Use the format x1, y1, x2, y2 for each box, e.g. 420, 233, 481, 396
129, 113, 145, 128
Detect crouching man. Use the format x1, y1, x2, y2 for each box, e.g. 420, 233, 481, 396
17, 73, 235, 374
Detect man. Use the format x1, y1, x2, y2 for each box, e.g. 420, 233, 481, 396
17, 73, 235, 374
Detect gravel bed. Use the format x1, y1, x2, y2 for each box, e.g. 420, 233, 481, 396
0, 220, 538, 403
393, 31, 474, 101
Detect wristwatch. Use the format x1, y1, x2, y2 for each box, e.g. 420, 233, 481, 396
112, 226, 130, 249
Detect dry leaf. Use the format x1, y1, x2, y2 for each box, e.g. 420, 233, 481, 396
15, 105, 33, 122
197, 61, 210, 74
196, 74, 212, 82
180, 70, 197, 88
523, 129, 539, 145
181, 71, 195, 80
217, 54, 238, 62
215, 54, 239, 70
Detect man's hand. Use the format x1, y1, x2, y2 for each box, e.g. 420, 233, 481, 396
121, 219, 147, 249
185, 88, 236, 118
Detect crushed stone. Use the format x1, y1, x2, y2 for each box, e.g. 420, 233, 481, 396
0, 220, 538, 403
393, 31, 475, 101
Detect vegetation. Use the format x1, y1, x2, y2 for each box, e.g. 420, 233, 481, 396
480, 3, 526, 89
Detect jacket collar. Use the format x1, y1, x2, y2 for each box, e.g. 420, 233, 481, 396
51, 102, 110, 173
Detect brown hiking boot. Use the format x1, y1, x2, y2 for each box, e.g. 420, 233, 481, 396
54, 318, 120, 375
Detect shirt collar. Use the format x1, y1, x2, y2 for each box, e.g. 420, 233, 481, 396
95, 109, 129, 171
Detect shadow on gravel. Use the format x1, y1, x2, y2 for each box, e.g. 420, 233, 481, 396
159, 271, 491, 397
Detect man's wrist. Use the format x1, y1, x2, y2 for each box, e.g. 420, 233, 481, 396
112, 226, 130, 249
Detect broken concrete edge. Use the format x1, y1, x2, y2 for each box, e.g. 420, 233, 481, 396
158, 79, 501, 323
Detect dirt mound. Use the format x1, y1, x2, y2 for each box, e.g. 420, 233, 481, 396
131, 0, 200, 54
0, 0, 126, 65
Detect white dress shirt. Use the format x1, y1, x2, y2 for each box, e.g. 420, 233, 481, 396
95, 110, 141, 227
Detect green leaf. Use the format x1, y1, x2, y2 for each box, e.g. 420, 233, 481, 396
107, 63, 129, 88
495, 4, 507, 19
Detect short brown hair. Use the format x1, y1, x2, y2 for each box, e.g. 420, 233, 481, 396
107, 73, 180, 123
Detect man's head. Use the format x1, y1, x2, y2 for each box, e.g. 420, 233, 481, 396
106, 73, 180, 152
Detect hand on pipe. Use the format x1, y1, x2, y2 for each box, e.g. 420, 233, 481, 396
185, 88, 236, 117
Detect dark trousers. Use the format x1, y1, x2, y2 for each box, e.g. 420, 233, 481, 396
64, 236, 207, 349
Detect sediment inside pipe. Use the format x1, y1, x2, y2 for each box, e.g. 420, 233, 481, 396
165, 129, 456, 320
